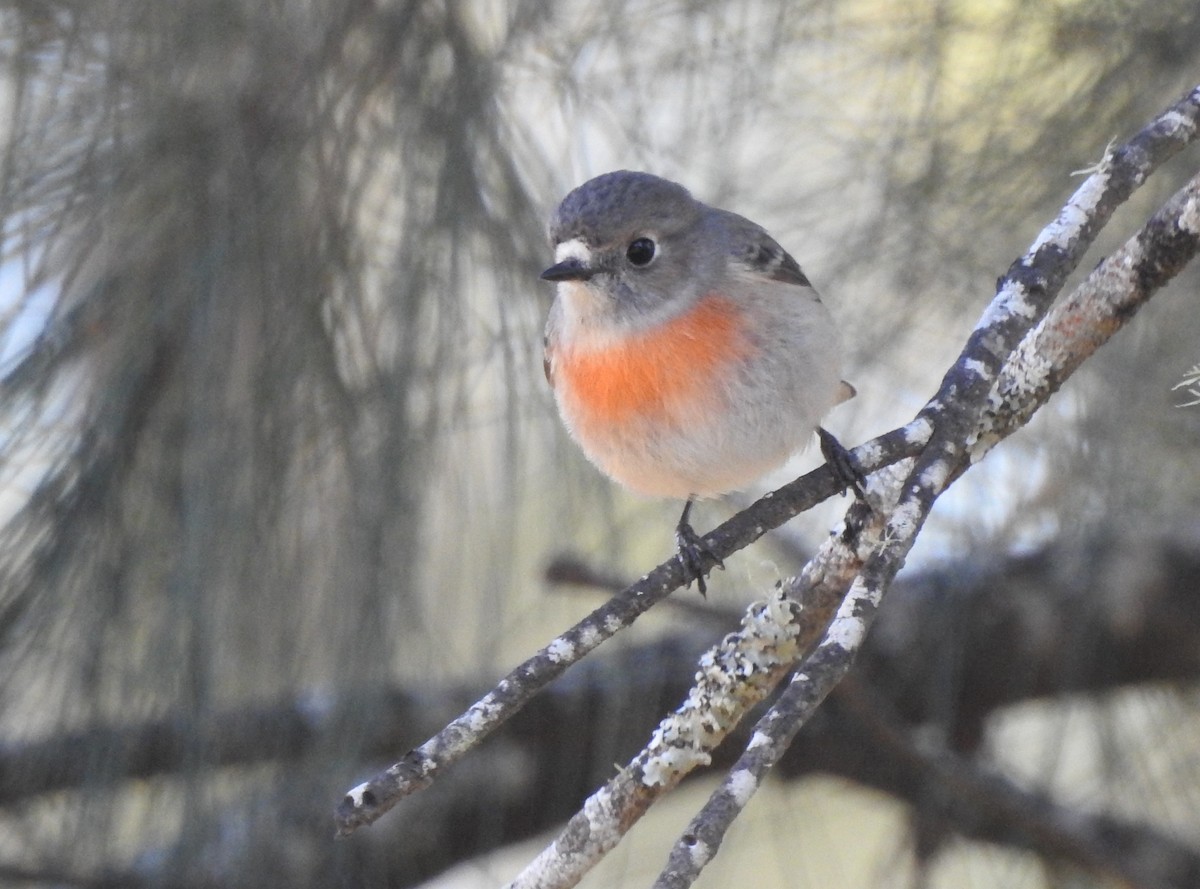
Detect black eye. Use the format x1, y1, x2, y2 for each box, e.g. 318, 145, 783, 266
626, 237, 657, 267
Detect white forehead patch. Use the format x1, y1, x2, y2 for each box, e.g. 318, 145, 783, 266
554, 238, 592, 264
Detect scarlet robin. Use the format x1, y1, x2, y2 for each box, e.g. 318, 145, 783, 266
542, 171, 860, 593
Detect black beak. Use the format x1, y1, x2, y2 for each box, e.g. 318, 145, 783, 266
540, 258, 596, 282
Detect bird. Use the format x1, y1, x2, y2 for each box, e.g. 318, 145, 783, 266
541, 171, 860, 593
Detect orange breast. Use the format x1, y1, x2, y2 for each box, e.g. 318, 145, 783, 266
554, 295, 754, 430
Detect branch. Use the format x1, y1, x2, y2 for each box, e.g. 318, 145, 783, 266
502, 486, 894, 889
650, 83, 1200, 889
3, 529, 1199, 888
831, 680, 1200, 889
334, 425, 925, 835
336, 86, 1200, 888
985, 168, 1200, 447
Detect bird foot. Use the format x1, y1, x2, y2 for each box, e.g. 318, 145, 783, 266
818, 427, 868, 501
675, 514, 723, 597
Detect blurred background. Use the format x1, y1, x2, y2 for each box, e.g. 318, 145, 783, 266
1, 1, 1200, 887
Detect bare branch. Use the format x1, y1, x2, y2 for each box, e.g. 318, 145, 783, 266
503, 484, 893, 889
334, 425, 925, 835
3, 527, 1200, 888
337, 84, 1200, 889
985, 169, 1200, 447
832, 680, 1200, 889
651, 83, 1200, 889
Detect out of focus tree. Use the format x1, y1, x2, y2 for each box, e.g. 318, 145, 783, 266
0, 1, 1198, 887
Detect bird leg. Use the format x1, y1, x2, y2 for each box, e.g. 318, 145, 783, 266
675, 498, 724, 596
818, 427, 868, 500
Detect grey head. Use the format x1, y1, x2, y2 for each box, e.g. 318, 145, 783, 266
540, 171, 729, 317
540, 171, 810, 318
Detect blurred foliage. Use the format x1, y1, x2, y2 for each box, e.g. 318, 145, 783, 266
0, 0, 1198, 886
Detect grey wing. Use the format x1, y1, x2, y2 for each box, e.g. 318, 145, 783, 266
717, 208, 856, 403
717, 208, 814, 289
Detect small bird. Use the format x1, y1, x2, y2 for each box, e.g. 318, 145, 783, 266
541, 171, 859, 593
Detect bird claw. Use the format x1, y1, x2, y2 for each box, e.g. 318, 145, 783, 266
675, 517, 723, 596
818, 427, 867, 501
